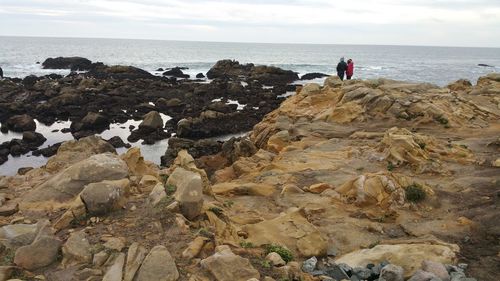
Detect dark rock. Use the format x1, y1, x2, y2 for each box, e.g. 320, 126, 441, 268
156, 68, 164, 71
161, 137, 222, 167
325, 264, 351, 280
6, 114, 36, 132
300, 72, 329, 80
207, 59, 254, 79
70, 112, 109, 134
139, 111, 163, 132
196, 73, 205, 79
163, 67, 190, 79
22, 75, 40, 88
106, 136, 131, 149
0, 66, 3, 78
353, 267, 372, 280
478, 64, 494, 67
207, 102, 236, 114
22, 131, 47, 147
42, 57, 93, 71
32, 142, 62, 157
87, 64, 155, 80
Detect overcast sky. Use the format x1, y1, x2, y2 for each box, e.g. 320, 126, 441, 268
1, 0, 499, 47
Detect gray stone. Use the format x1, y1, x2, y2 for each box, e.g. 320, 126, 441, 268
62, 231, 92, 266
353, 266, 372, 279
14, 236, 62, 270
408, 270, 440, 281
302, 256, 317, 273
167, 167, 203, 220
136, 245, 179, 281
93, 251, 110, 267
123, 242, 147, 281
80, 179, 129, 215
379, 264, 404, 281
325, 264, 350, 280
422, 260, 450, 281
103, 253, 125, 281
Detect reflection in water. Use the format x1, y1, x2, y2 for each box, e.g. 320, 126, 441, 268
0, 114, 173, 176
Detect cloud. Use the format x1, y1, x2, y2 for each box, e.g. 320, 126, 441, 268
0, 0, 499, 46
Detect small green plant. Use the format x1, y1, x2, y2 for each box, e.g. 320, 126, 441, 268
165, 184, 176, 195
159, 174, 169, 184
1, 248, 15, 265
435, 115, 449, 125
223, 200, 234, 208
387, 162, 395, 171
417, 142, 426, 150
208, 207, 223, 216
405, 184, 427, 203
260, 259, 272, 269
240, 241, 254, 248
265, 244, 293, 263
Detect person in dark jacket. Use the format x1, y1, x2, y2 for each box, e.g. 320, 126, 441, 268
346, 59, 354, 80
0, 66, 3, 79
336, 57, 347, 80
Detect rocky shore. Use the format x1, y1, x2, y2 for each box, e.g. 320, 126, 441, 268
0, 62, 499, 281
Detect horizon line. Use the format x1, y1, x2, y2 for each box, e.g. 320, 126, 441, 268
1, 34, 499, 49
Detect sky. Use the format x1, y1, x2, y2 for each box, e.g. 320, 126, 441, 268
0, 0, 499, 47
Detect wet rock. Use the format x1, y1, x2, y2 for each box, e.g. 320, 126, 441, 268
42, 56, 93, 71
72, 112, 110, 132
196, 73, 205, 79
163, 67, 190, 79
80, 179, 130, 215
422, 260, 450, 281
136, 245, 179, 281
167, 167, 203, 220
22, 131, 46, 147
200, 245, 259, 281
106, 136, 131, 148
380, 264, 405, 281
32, 142, 62, 157
62, 231, 92, 267
124, 242, 147, 281
301, 72, 329, 80
139, 111, 163, 131
22, 75, 40, 88
14, 235, 62, 270
22, 153, 128, 210
5, 114, 36, 132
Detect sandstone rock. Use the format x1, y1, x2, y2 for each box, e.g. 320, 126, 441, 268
167, 167, 203, 220
242, 210, 327, 257
103, 253, 125, 281
306, 183, 332, 194
148, 183, 167, 206
53, 196, 87, 230
124, 242, 147, 281
136, 245, 179, 281
140, 175, 160, 190
93, 251, 110, 267
335, 242, 459, 277
182, 236, 209, 260
121, 147, 159, 177
169, 150, 212, 196
5, 114, 36, 132
103, 237, 126, 252
139, 111, 163, 131
80, 179, 130, 215
200, 245, 260, 281
0, 266, 15, 281
421, 260, 450, 281
45, 135, 116, 173
0, 220, 50, 249
266, 252, 286, 266
62, 231, 92, 267
14, 235, 62, 270
22, 153, 128, 210
0, 201, 18, 216
380, 264, 405, 281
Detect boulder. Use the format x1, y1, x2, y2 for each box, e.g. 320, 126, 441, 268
335, 242, 459, 278
124, 242, 147, 281
42, 57, 92, 71
163, 67, 190, 79
106, 136, 131, 149
196, 73, 205, 79
200, 245, 260, 281
242, 210, 327, 257
0, 220, 51, 249
22, 153, 128, 210
62, 231, 92, 267
136, 245, 179, 281
266, 252, 286, 266
139, 111, 163, 131
45, 135, 116, 173
380, 264, 405, 281
166, 167, 203, 220
5, 114, 36, 132
14, 235, 62, 270
22, 131, 46, 147
421, 260, 450, 281
148, 183, 167, 206
80, 179, 130, 215
300, 72, 329, 80
73, 112, 109, 131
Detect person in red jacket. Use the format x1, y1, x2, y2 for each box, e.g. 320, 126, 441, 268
346, 59, 354, 80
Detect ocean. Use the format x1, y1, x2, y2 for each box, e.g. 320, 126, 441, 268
1, 36, 500, 175
1, 36, 500, 86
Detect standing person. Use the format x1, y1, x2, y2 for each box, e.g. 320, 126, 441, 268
336, 57, 347, 80
0, 66, 3, 79
346, 59, 354, 80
